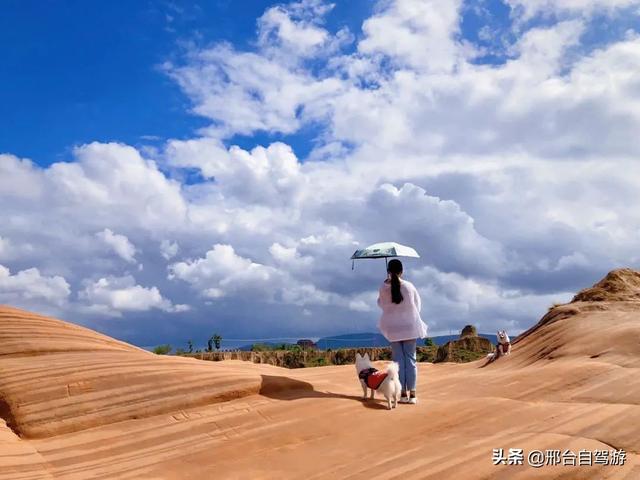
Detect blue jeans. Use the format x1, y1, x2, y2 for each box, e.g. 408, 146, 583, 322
390, 339, 417, 392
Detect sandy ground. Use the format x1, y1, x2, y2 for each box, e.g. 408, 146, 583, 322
1, 303, 639, 480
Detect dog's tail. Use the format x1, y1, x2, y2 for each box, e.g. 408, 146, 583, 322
386, 361, 400, 380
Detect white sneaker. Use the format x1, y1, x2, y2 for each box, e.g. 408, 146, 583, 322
408, 397, 418, 405
398, 396, 411, 404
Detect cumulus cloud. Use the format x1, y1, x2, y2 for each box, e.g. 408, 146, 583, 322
167, 141, 305, 205
257, 0, 336, 58
96, 229, 137, 264
359, 0, 464, 71
0, 264, 70, 309
78, 275, 188, 317
168, 244, 278, 299
169, 244, 364, 312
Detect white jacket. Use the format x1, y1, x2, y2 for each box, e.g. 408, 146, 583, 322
377, 279, 428, 342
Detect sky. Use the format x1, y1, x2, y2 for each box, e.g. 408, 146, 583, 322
2, 0, 640, 349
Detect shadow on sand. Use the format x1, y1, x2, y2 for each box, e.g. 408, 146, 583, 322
259, 374, 389, 410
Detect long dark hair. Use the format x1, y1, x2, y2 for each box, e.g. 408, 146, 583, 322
387, 259, 403, 304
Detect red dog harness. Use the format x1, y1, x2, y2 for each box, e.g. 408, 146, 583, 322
495, 341, 511, 358
358, 367, 388, 390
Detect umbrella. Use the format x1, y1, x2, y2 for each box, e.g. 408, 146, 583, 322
350, 241, 420, 269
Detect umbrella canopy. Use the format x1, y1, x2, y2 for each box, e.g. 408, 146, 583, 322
350, 242, 420, 260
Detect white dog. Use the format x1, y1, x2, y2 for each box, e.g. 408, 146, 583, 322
486, 330, 512, 362
355, 353, 401, 409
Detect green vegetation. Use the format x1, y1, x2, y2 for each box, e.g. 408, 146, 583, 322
305, 357, 327, 367
187, 340, 194, 353
446, 348, 487, 363
250, 343, 300, 352
178, 341, 484, 368
424, 337, 435, 347
152, 344, 172, 355
207, 333, 223, 352
417, 346, 438, 362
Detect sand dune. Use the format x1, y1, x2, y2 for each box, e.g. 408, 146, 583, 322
1, 270, 640, 479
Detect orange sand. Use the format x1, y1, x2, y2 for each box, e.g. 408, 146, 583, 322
1, 298, 639, 479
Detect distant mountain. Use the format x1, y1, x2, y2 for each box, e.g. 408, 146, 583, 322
316, 332, 497, 349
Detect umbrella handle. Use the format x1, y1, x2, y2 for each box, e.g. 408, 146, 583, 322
352, 259, 355, 270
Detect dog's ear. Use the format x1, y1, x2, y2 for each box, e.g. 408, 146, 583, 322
364, 353, 370, 361
356, 353, 362, 360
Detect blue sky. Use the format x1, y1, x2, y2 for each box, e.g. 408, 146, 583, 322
4, 0, 617, 166
2, 0, 640, 348
1, 1, 374, 165
1, 0, 518, 166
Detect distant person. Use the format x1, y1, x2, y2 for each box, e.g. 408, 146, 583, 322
377, 259, 427, 404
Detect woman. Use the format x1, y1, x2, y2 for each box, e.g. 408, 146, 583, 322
377, 259, 427, 404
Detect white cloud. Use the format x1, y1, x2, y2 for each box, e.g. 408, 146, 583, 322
411, 266, 574, 333
507, 0, 640, 20
169, 244, 359, 310
164, 45, 343, 138
160, 240, 179, 260
79, 275, 188, 317
0, 264, 70, 307
269, 242, 313, 268
96, 228, 137, 264
359, 0, 464, 71
167, 140, 305, 205
258, 0, 332, 57
168, 244, 281, 300
0, 154, 45, 200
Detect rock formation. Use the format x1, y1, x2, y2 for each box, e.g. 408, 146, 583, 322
460, 324, 477, 338
434, 324, 493, 363
571, 267, 640, 303
435, 336, 493, 363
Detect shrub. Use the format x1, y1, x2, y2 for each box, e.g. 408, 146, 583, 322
417, 346, 438, 362
153, 344, 172, 355
213, 334, 222, 350
282, 350, 305, 368
333, 349, 350, 365
377, 349, 392, 360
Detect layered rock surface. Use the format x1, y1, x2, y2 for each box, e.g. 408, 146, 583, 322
1, 269, 640, 479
